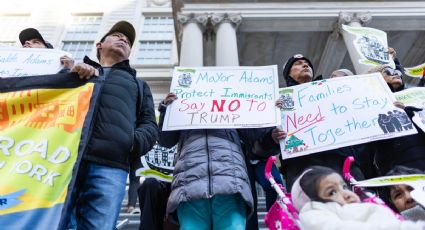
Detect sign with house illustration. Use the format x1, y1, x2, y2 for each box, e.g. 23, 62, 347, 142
136, 143, 177, 182
342, 24, 395, 74
0, 47, 71, 78
279, 73, 418, 159
162, 66, 280, 130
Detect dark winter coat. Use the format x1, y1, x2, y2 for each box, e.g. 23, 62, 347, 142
157, 102, 273, 217
83, 56, 158, 171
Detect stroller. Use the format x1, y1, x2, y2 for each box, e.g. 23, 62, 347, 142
263, 155, 402, 230
342, 156, 403, 219
263, 156, 302, 230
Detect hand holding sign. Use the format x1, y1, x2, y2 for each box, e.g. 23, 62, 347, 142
60, 55, 75, 69
71, 63, 99, 80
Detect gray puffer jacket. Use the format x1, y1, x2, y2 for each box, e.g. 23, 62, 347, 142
158, 102, 272, 217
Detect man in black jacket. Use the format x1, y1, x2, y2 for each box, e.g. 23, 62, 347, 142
64, 21, 158, 229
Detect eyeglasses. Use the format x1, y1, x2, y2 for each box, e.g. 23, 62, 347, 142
382, 67, 402, 77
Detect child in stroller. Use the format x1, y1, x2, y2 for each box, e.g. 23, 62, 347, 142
264, 156, 425, 230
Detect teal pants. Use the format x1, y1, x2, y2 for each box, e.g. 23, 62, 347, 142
177, 194, 247, 230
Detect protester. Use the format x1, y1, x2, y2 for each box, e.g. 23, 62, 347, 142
291, 166, 425, 229
19, 28, 74, 73
249, 156, 284, 211
137, 178, 175, 230
157, 92, 285, 230
63, 21, 158, 229
368, 65, 425, 175
279, 54, 369, 190
379, 166, 425, 221
243, 131, 285, 229
128, 171, 141, 214
330, 68, 354, 78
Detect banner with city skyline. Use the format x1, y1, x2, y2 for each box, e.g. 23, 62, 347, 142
0, 73, 99, 229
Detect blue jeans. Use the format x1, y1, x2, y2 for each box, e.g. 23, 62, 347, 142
177, 194, 246, 230
63, 162, 128, 230
254, 160, 284, 210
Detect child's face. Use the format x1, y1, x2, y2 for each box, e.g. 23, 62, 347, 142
317, 173, 360, 205
390, 184, 416, 212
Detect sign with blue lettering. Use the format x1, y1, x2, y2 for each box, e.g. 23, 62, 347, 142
279, 73, 418, 159
162, 66, 280, 130
0, 47, 71, 78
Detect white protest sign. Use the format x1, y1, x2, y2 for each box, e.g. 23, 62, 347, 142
0, 47, 71, 78
354, 174, 425, 207
136, 143, 176, 182
403, 63, 425, 88
279, 73, 418, 160
162, 66, 280, 131
405, 63, 425, 78
354, 174, 425, 187
394, 87, 425, 132
342, 24, 395, 74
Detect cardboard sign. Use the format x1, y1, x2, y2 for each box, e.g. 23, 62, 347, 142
394, 87, 425, 132
279, 73, 417, 159
136, 143, 176, 182
162, 66, 280, 131
0, 47, 71, 78
342, 24, 395, 74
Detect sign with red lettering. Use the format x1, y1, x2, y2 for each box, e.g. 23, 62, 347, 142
162, 66, 280, 130
279, 73, 418, 159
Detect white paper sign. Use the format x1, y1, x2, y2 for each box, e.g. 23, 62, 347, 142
162, 66, 280, 131
342, 24, 395, 74
354, 174, 425, 207
0, 47, 71, 78
394, 87, 425, 132
279, 73, 418, 160
136, 143, 176, 182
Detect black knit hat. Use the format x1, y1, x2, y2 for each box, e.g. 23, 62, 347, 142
282, 54, 314, 83
19, 28, 53, 49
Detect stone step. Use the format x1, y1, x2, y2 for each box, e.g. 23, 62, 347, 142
118, 184, 270, 230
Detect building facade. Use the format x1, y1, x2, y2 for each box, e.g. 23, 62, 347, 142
1, 0, 425, 104
0, 0, 177, 107
173, 0, 425, 86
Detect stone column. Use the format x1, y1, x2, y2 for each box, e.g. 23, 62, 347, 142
177, 13, 208, 66
339, 12, 374, 74
211, 13, 242, 66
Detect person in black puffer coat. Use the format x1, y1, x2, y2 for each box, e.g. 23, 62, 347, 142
62, 21, 158, 230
